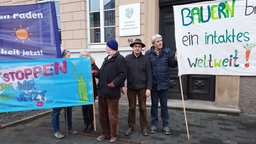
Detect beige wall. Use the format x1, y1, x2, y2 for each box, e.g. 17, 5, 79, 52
59, 0, 160, 50
239, 77, 256, 114
0, 0, 159, 50
60, 0, 87, 50
215, 76, 240, 109
116, 0, 159, 49
0, 0, 35, 5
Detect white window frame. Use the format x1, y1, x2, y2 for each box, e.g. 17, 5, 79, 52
87, 0, 115, 46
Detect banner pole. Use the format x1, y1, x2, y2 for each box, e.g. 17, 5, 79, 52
179, 75, 190, 139
93, 102, 96, 131
91, 75, 97, 131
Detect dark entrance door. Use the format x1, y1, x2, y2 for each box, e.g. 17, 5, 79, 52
159, 0, 215, 101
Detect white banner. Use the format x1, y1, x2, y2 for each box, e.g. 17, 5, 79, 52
174, 0, 256, 76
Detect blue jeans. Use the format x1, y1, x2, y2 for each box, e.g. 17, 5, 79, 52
150, 89, 169, 127
51, 107, 73, 133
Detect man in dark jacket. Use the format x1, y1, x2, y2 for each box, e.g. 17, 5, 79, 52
124, 38, 152, 136
96, 39, 127, 143
145, 34, 177, 135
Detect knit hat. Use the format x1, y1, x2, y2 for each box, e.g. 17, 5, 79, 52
130, 38, 145, 48
107, 39, 118, 50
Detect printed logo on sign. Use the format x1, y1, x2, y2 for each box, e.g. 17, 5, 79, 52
125, 8, 134, 18
12, 25, 32, 43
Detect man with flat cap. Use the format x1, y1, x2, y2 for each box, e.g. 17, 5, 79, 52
124, 38, 152, 136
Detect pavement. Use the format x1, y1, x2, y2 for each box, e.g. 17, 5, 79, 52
0, 97, 256, 144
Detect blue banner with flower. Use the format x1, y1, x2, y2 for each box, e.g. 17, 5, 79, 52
0, 58, 93, 112
0, 2, 61, 60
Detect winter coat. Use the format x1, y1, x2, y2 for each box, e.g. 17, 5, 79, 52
98, 52, 127, 99
125, 52, 152, 90
145, 46, 177, 90
91, 63, 99, 97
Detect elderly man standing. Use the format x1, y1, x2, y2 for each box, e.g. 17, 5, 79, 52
145, 34, 177, 135
124, 38, 152, 136
96, 39, 127, 143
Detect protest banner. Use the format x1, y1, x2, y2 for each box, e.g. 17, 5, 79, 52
173, 0, 256, 139
0, 58, 93, 112
0, 2, 61, 60
174, 0, 256, 76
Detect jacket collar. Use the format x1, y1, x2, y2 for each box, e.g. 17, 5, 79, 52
104, 51, 120, 61
132, 52, 142, 58
149, 46, 167, 55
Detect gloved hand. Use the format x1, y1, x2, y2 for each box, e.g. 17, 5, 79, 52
92, 70, 98, 76
107, 82, 115, 88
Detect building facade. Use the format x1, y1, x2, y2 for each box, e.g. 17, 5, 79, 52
1, 0, 255, 114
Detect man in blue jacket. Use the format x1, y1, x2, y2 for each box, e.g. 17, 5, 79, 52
145, 34, 177, 135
